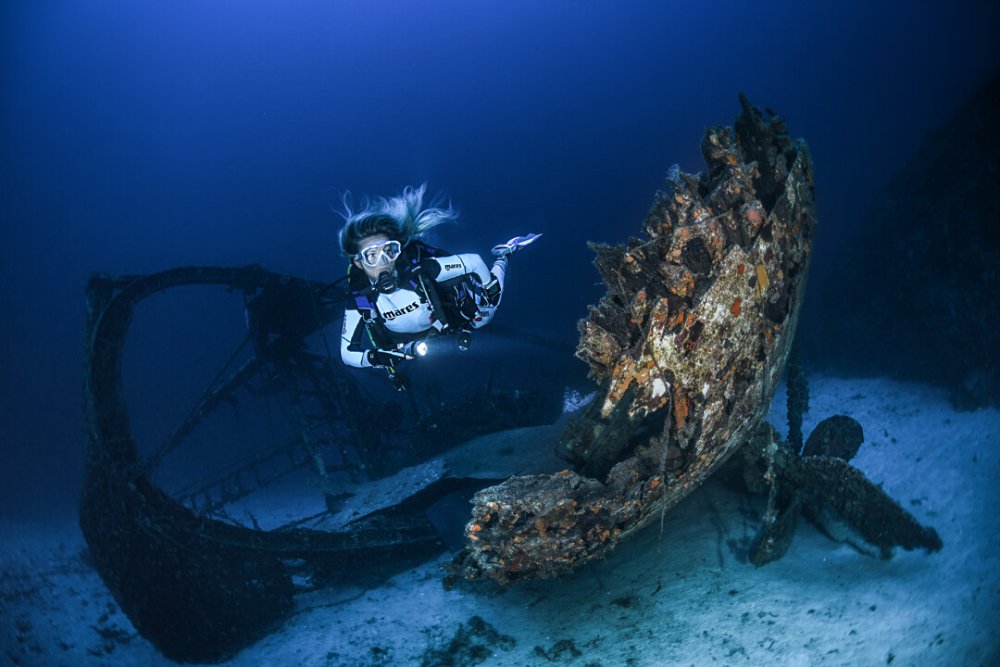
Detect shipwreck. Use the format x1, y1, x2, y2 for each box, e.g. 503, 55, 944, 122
80, 96, 940, 663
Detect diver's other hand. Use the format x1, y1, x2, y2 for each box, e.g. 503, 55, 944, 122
492, 232, 542, 257
366, 349, 409, 369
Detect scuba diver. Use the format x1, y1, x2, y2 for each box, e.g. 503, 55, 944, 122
338, 184, 539, 388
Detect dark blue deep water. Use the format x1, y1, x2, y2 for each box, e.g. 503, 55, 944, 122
2, 0, 998, 584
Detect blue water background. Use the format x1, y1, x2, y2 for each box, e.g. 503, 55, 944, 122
1, 1, 998, 516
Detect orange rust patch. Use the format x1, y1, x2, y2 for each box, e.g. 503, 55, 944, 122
649, 478, 661, 490
534, 518, 548, 539
606, 359, 645, 409
737, 263, 745, 275
669, 272, 696, 298
674, 389, 689, 429
730, 297, 742, 316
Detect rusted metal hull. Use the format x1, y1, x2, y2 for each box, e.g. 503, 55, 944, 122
80, 267, 444, 662
457, 96, 817, 584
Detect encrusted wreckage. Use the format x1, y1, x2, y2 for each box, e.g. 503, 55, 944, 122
80, 268, 452, 663
454, 95, 941, 585
79, 97, 941, 663
728, 413, 941, 565
80, 265, 561, 663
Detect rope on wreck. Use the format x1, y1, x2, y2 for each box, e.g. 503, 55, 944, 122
657, 382, 675, 543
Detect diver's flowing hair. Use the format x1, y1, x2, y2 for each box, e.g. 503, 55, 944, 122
337, 183, 458, 256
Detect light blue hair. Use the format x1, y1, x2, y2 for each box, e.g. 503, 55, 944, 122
337, 183, 458, 256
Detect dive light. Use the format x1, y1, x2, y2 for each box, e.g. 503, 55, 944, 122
401, 340, 429, 357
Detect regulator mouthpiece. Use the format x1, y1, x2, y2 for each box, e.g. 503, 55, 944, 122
374, 270, 397, 294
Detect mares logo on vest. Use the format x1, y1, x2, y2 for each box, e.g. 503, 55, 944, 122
383, 301, 421, 320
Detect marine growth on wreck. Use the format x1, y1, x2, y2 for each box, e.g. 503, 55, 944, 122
454, 95, 941, 585
78, 97, 941, 663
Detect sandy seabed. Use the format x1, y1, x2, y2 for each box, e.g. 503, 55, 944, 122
2, 376, 998, 666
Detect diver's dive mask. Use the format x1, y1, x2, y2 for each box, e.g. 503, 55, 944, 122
357, 240, 402, 268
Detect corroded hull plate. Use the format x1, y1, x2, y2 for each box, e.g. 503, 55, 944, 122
459, 97, 816, 584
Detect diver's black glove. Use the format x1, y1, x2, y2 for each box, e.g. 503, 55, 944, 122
366, 349, 406, 369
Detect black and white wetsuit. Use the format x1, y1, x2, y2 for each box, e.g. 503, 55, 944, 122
340, 240, 507, 368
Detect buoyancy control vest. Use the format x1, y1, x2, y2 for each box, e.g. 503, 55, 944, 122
347, 240, 474, 349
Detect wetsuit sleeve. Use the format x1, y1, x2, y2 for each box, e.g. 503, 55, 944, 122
431, 253, 493, 284
340, 307, 371, 368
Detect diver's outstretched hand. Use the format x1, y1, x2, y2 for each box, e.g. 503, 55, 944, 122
492, 233, 542, 258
